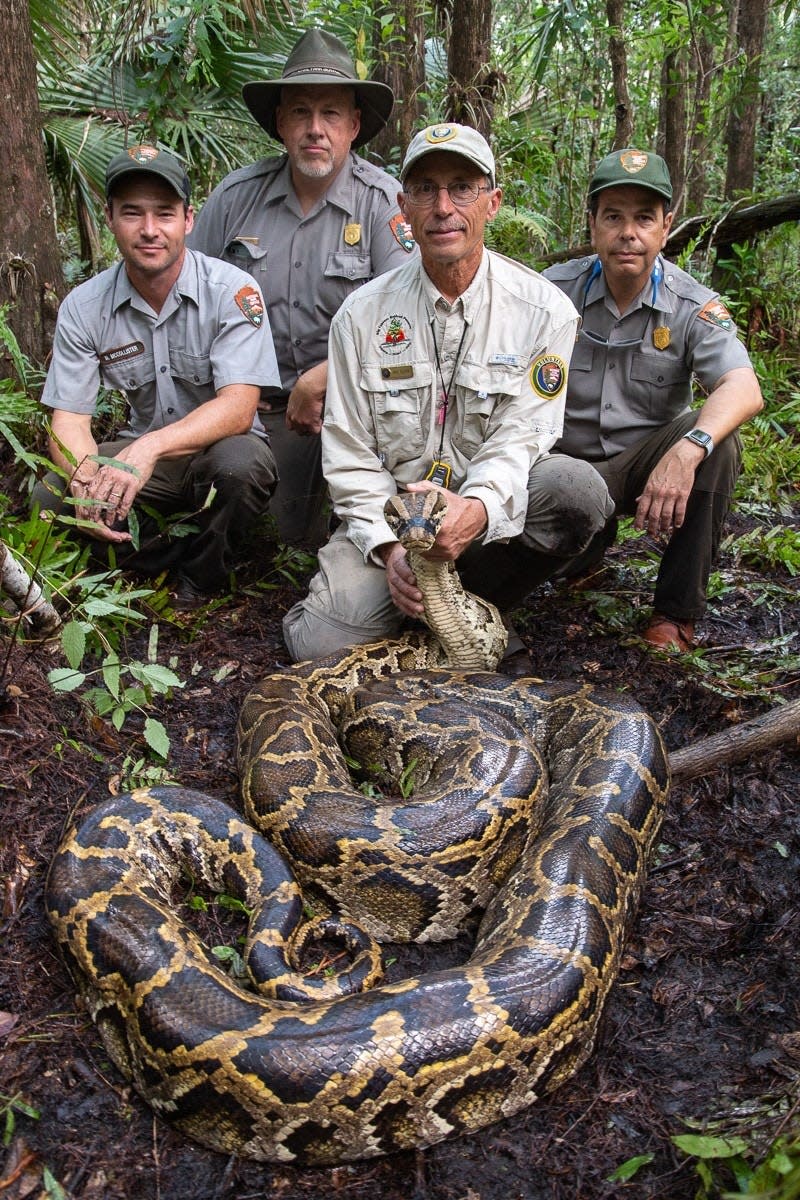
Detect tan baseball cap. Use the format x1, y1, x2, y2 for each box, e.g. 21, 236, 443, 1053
400, 123, 496, 187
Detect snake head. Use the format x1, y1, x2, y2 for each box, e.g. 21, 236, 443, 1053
384, 490, 448, 551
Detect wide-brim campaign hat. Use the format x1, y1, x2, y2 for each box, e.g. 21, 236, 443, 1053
242, 29, 394, 148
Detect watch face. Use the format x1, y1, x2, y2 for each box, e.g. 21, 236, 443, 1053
688, 430, 711, 446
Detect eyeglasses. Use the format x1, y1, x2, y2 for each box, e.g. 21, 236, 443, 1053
403, 181, 493, 208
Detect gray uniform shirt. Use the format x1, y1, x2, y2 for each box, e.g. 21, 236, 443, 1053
41, 250, 281, 438
542, 254, 753, 460
188, 152, 417, 393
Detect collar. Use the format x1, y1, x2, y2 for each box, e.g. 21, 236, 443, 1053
420, 248, 489, 322
583, 253, 674, 315
111, 251, 199, 314
266, 152, 361, 217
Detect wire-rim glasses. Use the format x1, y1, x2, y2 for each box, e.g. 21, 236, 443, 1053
403, 181, 493, 208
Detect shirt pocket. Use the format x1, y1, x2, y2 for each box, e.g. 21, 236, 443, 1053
452, 360, 526, 455
360, 362, 433, 470
100, 350, 155, 395
569, 340, 595, 372
225, 238, 268, 279
629, 353, 691, 419
170, 351, 214, 393
324, 251, 373, 284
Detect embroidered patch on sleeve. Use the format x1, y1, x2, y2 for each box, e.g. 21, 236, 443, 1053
389, 214, 416, 253
697, 298, 733, 330
234, 285, 264, 327
530, 354, 567, 398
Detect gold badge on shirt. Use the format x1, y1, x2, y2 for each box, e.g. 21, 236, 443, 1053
653, 326, 671, 350
344, 223, 362, 246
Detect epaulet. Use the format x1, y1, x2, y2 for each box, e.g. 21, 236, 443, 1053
349, 154, 401, 198
215, 155, 287, 191
660, 258, 716, 305
542, 255, 596, 282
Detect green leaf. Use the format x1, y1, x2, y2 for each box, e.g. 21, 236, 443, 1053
672, 1133, 749, 1158
128, 662, 184, 692
607, 1153, 655, 1182
42, 1164, 68, 1200
48, 666, 86, 692
102, 652, 121, 699
60, 619, 86, 670
143, 717, 170, 758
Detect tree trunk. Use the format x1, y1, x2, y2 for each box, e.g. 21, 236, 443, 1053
657, 49, 687, 217
686, 28, 716, 213
370, 0, 426, 165
724, 0, 771, 198
605, 0, 633, 148
0, 0, 65, 378
445, 0, 497, 137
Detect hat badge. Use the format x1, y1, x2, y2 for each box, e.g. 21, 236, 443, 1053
128, 145, 160, 164
425, 124, 458, 144
619, 150, 649, 175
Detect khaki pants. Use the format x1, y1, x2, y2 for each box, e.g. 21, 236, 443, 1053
283, 454, 613, 663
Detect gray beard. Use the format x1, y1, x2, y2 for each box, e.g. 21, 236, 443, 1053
295, 154, 335, 180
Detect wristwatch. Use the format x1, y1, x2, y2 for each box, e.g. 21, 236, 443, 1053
683, 428, 714, 457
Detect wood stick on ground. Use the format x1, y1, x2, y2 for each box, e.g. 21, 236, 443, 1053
669, 697, 800, 780
0, 539, 61, 637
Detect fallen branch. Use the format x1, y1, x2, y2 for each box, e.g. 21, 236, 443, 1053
0, 539, 61, 637
669, 697, 800, 781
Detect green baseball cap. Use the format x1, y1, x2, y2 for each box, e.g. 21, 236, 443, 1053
588, 148, 672, 204
105, 145, 191, 204
400, 123, 496, 187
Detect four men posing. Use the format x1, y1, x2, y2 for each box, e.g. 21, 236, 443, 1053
37, 29, 762, 652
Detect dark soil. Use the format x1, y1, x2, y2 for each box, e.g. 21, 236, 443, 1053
2, 519, 799, 1200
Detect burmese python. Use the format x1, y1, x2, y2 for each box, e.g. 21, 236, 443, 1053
47, 491, 669, 1166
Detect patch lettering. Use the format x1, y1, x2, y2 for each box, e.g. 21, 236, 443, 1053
389, 213, 415, 253
99, 341, 146, 365
377, 315, 412, 355
234, 285, 265, 327
530, 354, 567, 398
697, 298, 733, 330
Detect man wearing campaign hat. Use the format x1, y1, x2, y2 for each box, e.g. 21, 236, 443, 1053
34, 145, 281, 608
543, 147, 763, 651
190, 29, 418, 546
282, 123, 613, 668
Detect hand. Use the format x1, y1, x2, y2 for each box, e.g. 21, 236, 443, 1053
634, 440, 704, 536
286, 361, 328, 435
79, 443, 149, 535
406, 480, 488, 561
380, 542, 425, 618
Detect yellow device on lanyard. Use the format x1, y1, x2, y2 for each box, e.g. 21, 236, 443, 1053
425, 460, 452, 489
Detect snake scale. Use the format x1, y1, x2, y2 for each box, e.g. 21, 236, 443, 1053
47, 491, 669, 1166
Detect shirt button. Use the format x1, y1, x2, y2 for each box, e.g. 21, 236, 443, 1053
167, 407, 174, 414
609, 363, 616, 370
293, 300, 300, 308
160, 364, 167, 373
657, 375, 664, 382
294, 261, 302, 268
194, 375, 200, 382
294, 338, 302, 346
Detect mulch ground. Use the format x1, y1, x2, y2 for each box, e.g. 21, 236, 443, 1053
1, 518, 798, 1200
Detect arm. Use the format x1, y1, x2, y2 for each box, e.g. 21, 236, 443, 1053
88, 384, 260, 526
285, 361, 328, 435
635, 366, 763, 534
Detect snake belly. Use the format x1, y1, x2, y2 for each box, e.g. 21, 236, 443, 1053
47, 659, 669, 1166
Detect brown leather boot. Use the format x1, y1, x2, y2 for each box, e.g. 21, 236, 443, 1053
643, 614, 695, 652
